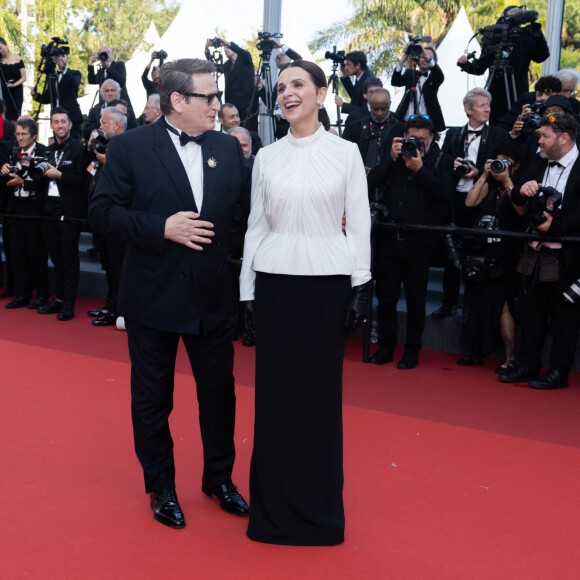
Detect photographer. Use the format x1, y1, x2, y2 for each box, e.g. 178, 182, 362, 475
556, 69, 580, 116
499, 114, 580, 389
218, 103, 262, 156
367, 116, 453, 369
457, 6, 549, 125
457, 140, 526, 371
88, 45, 133, 109
84, 79, 121, 140
31, 49, 83, 140
431, 88, 508, 320
204, 37, 258, 132
142, 93, 161, 124
141, 51, 166, 97
1, 118, 50, 309
344, 77, 383, 127
392, 44, 445, 133
334, 51, 376, 116
86, 106, 127, 327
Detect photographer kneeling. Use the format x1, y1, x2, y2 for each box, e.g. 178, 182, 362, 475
499, 114, 580, 389
457, 140, 526, 372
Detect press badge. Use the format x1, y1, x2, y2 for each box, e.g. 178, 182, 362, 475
87, 161, 97, 176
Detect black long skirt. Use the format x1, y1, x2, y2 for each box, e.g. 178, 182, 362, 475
247, 273, 351, 546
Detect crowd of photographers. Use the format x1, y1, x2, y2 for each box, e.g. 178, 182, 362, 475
0, 7, 580, 388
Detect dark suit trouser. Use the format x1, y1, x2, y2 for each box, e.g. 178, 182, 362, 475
125, 318, 237, 493
95, 232, 125, 312
41, 220, 81, 305
517, 277, 580, 375
9, 199, 49, 298
375, 236, 433, 353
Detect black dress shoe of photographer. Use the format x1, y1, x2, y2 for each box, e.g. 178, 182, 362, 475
28, 296, 49, 309
5, 295, 30, 309
201, 480, 249, 516
498, 364, 540, 384
369, 347, 394, 365
92, 313, 117, 326
57, 304, 75, 321
457, 355, 484, 366
397, 351, 419, 370
528, 369, 569, 390
88, 305, 112, 317
431, 306, 452, 320
38, 299, 64, 314
150, 488, 186, 529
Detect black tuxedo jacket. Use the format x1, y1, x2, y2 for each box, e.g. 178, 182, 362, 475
87, 60, 132, 108
442, 124, 509, 183
511, 152, 580, 284
33, 69, 83, 123
89, 120, 251, 335
341, 69, 376, 115
391, 65, 446, 132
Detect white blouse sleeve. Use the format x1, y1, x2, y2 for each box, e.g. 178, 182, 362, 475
344, 143, 372, 288
239, 151, 270, 301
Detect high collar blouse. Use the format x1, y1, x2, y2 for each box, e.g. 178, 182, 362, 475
240, 124, 371, 301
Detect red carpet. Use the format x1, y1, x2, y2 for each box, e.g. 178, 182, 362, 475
1, 296, 580, 578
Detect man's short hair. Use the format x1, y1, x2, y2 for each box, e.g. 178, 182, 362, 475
159, 59, 215, 116
227, 126, 251, 142
100, 79, 121, 99
16, 117, 38, 138
539, 113, 577, 142
108, 98, 129, 110
463, 87, 492, 109
363, 77, 383, 93
405, 116, 434, 135
534, 76, 562, 95
345, 51, 367, 70
50, 106, 71, 121
555, 68, 580, 87
147, 94, 161, 109
368, 87, 391, 103
101, 106, 128, 130
218, 103, 237, 119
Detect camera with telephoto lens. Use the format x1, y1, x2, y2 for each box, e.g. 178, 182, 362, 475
526, 185, 562, 228
405, 35, 432, 59
325, 50, 346, 65
400, 136, 424, 158
155, 49, 168, 64
257, 32, 282, 57
455, 160, 475, 177
88, 130, 109, 155
38, 37, 69, 75
520, 101, 544, 134
563, 278, 580, 304
98, 51, 109, 62
6, 156, 51, 181
490, 158, 513, 175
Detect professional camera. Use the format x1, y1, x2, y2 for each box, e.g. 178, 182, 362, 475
3, 156, 51, 181
478, 8, 539, 56
405, 35, 432, 60
38, 37, 69, 75
526, 185, 562, 228
519, 101, 544, 134
563, 278, 580, 304
155, 49, 168, 65
88, 130, 109, 155
400, 136, 424, 158
208, 37, 222, 49
489, 158, 513, 175
325, 50, 346, 66
98, 51, 109, 62
455, 160, 475, 177
257, 32, 283, 57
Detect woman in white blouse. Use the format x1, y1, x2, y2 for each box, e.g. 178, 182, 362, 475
240, 60, 371, 546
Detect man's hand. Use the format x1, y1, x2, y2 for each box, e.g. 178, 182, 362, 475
457, 55, 468, 65
90, 52, 99, 65
95, 151, 107, 165
268, 38, 282, 49
511, 116, 524, 137
454, 157, 478, 179
6, 174, 23, 187
43, 163, 62, 180
519, 180, 541, 198
254, 75, 263, 90
334, 94, 344, 107
164, 211, 214, 250
536, 212, 553, 232
391, 137, 403, 162
403, 153, 423, 172
1, 163, 12, 175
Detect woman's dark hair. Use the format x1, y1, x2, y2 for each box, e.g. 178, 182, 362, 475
491, 139, 523, 164
319, 107, 331, 131
279, 60, 328, 91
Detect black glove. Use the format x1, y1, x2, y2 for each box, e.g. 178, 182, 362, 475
344, 281, 371, 336
241, 300, 255, 337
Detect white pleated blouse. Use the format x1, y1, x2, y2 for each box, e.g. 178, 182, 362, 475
239, 124, 371, 301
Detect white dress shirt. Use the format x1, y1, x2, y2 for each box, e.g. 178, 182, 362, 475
240, 124, 372, 301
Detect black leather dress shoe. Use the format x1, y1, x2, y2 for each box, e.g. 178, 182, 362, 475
431, 306, 452, 320
369, 346, 394, 365
38, 299, 64, 314
242, 334, 256, 346
528, 368, 569, 390
201, 480, 249, 516
150, 488, 186, 528
92, 313, 117, 326
87, 305, 111, 317
28, 296, 49, 309
457, 355, 484, 366
397, 351, 419, 370
5, 295, 30, 309
57, 304, 75, 321
498, 364, 540, 384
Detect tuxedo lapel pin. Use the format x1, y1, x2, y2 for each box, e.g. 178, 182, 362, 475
207, 157, 217, 169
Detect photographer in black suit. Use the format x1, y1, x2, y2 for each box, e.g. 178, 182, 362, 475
90, 58, 251, 528
499, 114, 580, 390
88, 45, 132, 109
392, 45, 445, 133
31, 50, 83, 140
344, 77, 383, 127
334, 51, 376, 116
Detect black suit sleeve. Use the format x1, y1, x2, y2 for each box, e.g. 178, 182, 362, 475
390, 68, 408, 88
104, 61, 127, 88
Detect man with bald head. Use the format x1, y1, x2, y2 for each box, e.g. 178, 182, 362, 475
88, 44, 132, 108
84, 78, 122, 139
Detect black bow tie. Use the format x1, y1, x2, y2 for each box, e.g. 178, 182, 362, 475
466, 129, 482, 136
163, 117, 207, 147
548, 161, 562, 168
418, 71, 428, 78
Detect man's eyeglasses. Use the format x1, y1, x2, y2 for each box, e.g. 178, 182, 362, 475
409, 114, 430, 120
178, 90, 223, 104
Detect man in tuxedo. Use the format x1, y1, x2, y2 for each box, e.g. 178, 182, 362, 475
31, 50, 83, 139
89, 58, 251, 529
499, 114, 580, 389
142, 93, 161, 124
343, 77, 383, 127
88, 45, 132, 109
391, 45, 445, 133
431, 88, 508, 319
335, 51, 376, 116
84, 79, 121, 140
